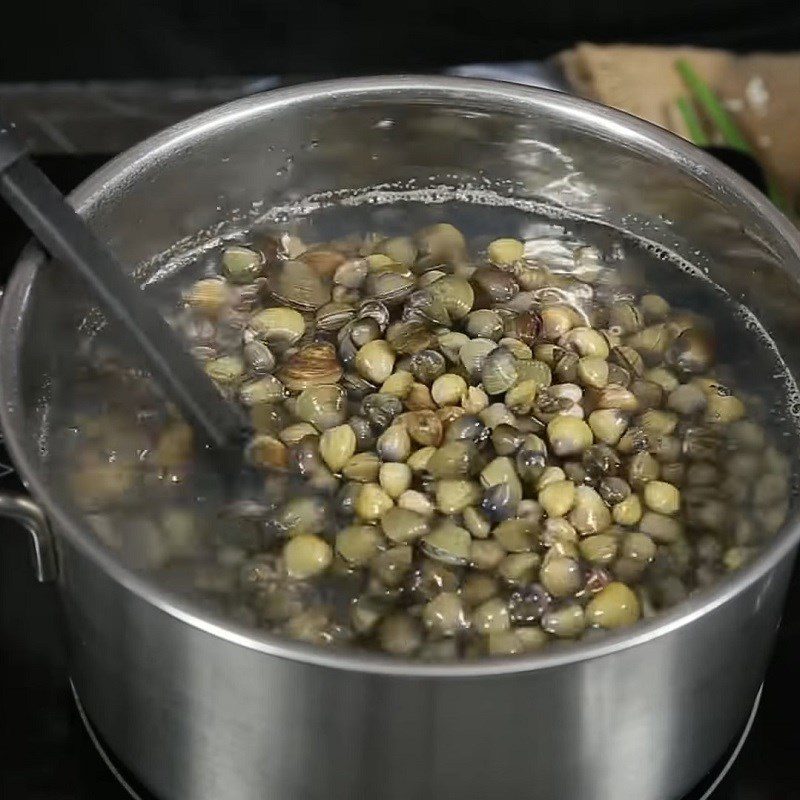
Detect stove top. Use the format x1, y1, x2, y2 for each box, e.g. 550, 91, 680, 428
0, 154, 799, 800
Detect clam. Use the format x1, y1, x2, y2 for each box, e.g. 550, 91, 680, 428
186, 277, 230, 315
346, 318, 381, 348
239, 375, 286, 405
503, 311, 542, 345
366, 270, 416, 305
418, 269, 448, 288
410, 349, 447, 384
403, 289, 451, 327
205, 355, 244, 385
386, 320, 437, 355
414, 223, 467, 270
251, 402, 292, 434
376, 425, 412, 462
243, 340, 276, 374
342, 451, 382, 483
488, 237, 525, 265
445, 414, 489, 444
376, 235, 418, 266
361, 393, 404, 431
315, 302, 355, 332
427, 440, 478, 478
499, 337, 532, 360
405, 410, 444, 447
247, 434, 289, 470
427, 275, 475, 320
268, 259, 331, 310
515, 358, 552, 389
405, 382, 437, 410
421, 521, 472, 565
222, 245, 264, 284
472, 266, 519, 304
340, 371, 377, 399
481, 347, 518, 395
356, 299, 391, 331
459, 337, 498, 380
319, 424, 357, 472
465, 309, 504, 340
610, 345, 645, 377
295, 384, 348, 430
333, 257, 368, 288
666, 327, 715, 374
355, 340, 396, 384
278, 422, 319, 447
438, 331, 471, 363
250, 306, 306, 346
277, 342, 343, 391
347, 414, 376, 451
299, 248, 346, 278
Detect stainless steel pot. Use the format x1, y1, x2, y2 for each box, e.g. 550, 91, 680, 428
2, 76, 800, 800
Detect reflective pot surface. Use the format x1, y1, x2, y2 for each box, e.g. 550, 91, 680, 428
3, 77, 800, 800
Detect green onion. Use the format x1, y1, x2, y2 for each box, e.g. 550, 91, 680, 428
675, 59, 750, 151
676, 58, 788, 212
676, 97, 709, 147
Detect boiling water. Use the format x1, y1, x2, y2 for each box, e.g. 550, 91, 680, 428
45, 195, 799, 656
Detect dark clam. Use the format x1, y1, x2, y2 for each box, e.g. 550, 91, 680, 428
503, 311, 542, 345
361, 393, 403, 431
347, 415, 376, 451
515, 446, 546, 484
410, 349, 447, 384
357, 299, 391, 330
403, 289, 451, 327
508, 584, 550, 624
471, 266, 519, 305
582, 444, 622, 480
340, 371, 376, 399
481, 482, 518, 521
445, 414, 489, 444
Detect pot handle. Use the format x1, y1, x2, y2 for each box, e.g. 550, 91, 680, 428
0, 492, 57, 582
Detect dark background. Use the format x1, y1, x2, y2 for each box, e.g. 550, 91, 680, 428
3, 1, 800, 81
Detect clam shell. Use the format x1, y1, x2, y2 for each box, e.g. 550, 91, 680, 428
315, 302, 356, 332
356, 299, 390, 330
277, 342, 343, 391
333, 258, 368, 288
341, 371, 376, 399
459, 338, 498, 380
300, 248, 346, 278
427, 275, 474, 321
295, 384, 348, 430
366, 270, 416, 305
386, 321, 437, 355
481, 347, 517, 395
410, 349, 446, 384
403, 289, 451, 327
471, 266, 519, 304
503, 311, 542, 345
269, 260, 331, 311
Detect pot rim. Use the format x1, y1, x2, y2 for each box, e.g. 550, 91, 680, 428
2, 75, 800, 678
